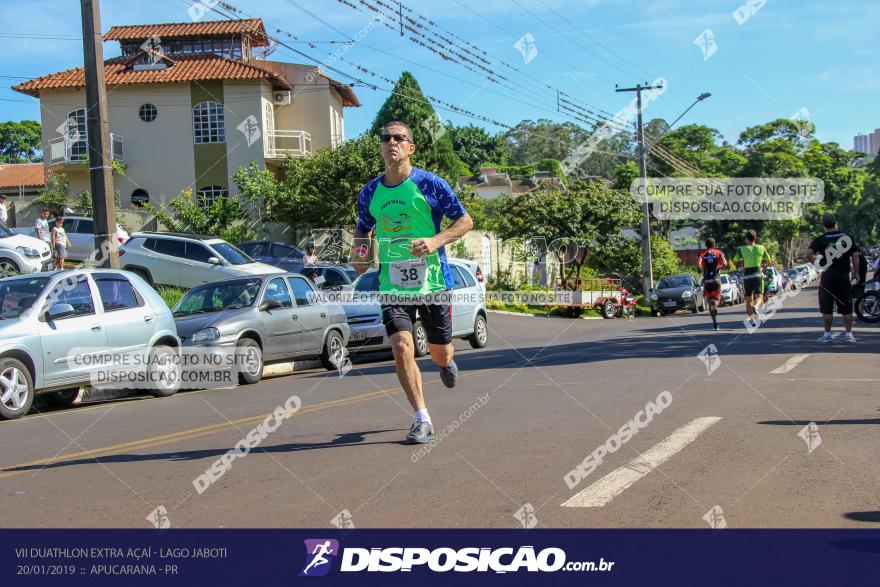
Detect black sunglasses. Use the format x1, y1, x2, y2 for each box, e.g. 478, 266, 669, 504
380, 133, 411, 144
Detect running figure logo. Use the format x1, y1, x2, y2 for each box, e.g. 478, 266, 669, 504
299, 539, 339, 577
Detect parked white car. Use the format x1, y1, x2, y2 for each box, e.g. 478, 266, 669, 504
718, 274, 740, 306
119, 232, 284, 289
0, 223, 53, 277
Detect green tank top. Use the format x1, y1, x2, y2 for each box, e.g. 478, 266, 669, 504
369, 179, 445, 295
735, 244, 768, 268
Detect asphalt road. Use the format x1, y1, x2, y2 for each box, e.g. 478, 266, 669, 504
1, 285, 877, 529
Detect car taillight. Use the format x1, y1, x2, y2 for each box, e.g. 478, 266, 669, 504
476, 268, 484, 283
118, 248, 125, 257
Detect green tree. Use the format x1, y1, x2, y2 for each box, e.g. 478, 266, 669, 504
143, 187, 258, 243
35, 172, 70, 211
448, 124, 509, 173
501, 119, 590, 165
369, 71, 464, 182
0, 120, 41, 162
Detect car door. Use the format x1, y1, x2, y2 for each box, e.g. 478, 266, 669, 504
71, 218, 94, 261
150, 238, 183, 286
93, 273, 157, 367
288, 275, 327, 354
181, 242, 228, 287
449, 265, 473, 334
37, 274, 109, 386
259, 277, 301, 358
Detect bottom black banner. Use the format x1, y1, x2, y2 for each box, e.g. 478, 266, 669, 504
3, 529, 878, 586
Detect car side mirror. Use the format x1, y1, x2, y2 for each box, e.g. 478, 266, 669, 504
46, 303, 75, 321
260, 299, 282, 312
208, 256, 221, 265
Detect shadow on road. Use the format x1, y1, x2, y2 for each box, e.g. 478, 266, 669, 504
758, 419, 880, 426
0, 429, 407, 474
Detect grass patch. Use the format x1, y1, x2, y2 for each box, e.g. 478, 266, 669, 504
156, 286, 187, 309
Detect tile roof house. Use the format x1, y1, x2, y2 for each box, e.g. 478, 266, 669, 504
12, 18, 359, 209
456, 167, 566, 199
0, 163, 45, 198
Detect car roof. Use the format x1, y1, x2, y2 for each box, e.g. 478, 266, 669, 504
132, 231, 216, 241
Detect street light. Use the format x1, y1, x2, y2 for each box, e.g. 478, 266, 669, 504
638, 92, 711, 297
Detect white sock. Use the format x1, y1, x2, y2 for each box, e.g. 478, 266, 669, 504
415, 409, 431, 424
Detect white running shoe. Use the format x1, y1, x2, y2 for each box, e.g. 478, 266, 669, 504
844, 332, 856, 343
818, 333, 833, 343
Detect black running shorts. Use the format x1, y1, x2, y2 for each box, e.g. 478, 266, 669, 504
382, 300, 453, 345
818, 272, 852, 315
742, 269, 763, 297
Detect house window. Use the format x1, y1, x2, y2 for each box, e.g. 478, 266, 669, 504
139, 103, 157, 122
192, 101, 225, 144
264, 102, 274, 137
197, 185, 228, 208
66, 108, 87, 162
131, 189, 149, 207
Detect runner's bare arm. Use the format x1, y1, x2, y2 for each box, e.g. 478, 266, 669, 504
805, 247, 816, 263
351, 228, 373, 274
410, 213, 474, 257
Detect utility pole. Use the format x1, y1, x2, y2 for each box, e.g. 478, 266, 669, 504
80, 0, 118, 268
616, 82, 663, 296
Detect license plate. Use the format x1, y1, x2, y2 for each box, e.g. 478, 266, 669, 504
350, 331, 366, 342
664, 301, 677, 307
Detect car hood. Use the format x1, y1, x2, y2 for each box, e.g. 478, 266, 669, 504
0, 233, 50, 253
228, 262, 285, 275
655, 286, 692, 298
173, 308, 252, 338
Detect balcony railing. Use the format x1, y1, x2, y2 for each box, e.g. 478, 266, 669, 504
265, 130, 312, 159
46, 133, 125, 165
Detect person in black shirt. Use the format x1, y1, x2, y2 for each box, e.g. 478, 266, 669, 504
698, 238, 727, 330
806, 213, 860, 343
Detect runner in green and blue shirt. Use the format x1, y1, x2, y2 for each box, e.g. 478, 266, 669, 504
352, 121, 474, 445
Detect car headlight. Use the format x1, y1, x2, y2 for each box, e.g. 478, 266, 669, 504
192, 327, 220, 343
681, 290, 693, 298
15, 246, 41, 258
650, 293, 658, 301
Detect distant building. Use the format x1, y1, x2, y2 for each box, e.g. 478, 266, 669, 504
853, 129, 880, 156
13, 18, 360, 209
0, 163, 45, 200
455, 167, 565, 199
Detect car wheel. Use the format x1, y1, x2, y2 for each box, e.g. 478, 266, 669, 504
0, 259, 20, 279
145, 345, 181, 397
236, 338, 263, 385
43, 388, 81, 407
0, 357, 33, 420
413, 321, 429, 357
321, 330, 347, 371
468, 314, 488, 348
600, 300, 617, 319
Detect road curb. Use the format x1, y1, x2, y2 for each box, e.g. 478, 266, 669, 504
487, 309, 604, 320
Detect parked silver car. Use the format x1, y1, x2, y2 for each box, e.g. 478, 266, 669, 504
12, 216, 128, 262
172, 273, 350, 384
344, 261, 489, 356
119, 232, 284, 289
0, 269, 180, 420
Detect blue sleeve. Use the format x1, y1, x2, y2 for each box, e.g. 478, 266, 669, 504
414, 170, 466, 221
355, 178, 379, 233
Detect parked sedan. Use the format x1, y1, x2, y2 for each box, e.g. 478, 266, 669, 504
172, 273, 350, 384
764, 267, 784, 296
343, 261, 489, 356
650, 274, 705, 315
0, 269, 181, 420
13, 216, 128, 261
237, 240, 306, 271
298, 264, 360, 290
718, 274, 739, 306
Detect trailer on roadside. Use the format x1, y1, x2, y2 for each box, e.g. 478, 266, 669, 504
557, 277, 637, 319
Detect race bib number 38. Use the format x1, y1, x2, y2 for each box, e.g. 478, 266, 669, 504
390, 258, 427, 289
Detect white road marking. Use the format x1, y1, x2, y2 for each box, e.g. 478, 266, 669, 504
770, 354, 810, 374
561, 417, 722, 508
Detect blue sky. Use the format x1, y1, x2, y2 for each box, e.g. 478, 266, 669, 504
1, 0, 877, 149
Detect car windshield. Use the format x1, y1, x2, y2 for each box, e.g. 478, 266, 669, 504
173, 279, 261, 316
720, 275, 729, 284
210, 242, 254, 266
0, 276, 50, 320
658, 276, 691, 289
354, 271, 379, 292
